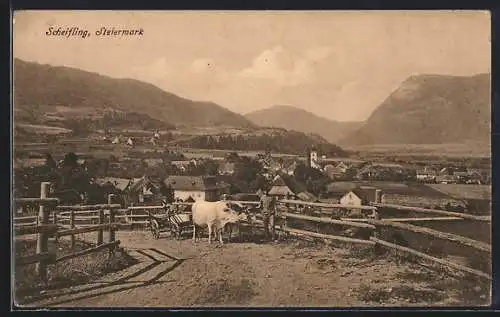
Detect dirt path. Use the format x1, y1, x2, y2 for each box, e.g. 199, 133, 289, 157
24, 231, 488, 308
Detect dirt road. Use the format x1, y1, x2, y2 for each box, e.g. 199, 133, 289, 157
25, 231, 489, 308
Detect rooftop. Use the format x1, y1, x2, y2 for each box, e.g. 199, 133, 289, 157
163, 175, 218, 191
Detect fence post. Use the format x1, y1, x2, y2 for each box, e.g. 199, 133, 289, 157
53, 210, 59, 243
36, 182, 50, 283
70, 210, 75, 249
97, 209, 104, 245
108, 194, 116, 243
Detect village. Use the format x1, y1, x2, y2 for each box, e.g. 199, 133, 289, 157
13, 129, 492, 219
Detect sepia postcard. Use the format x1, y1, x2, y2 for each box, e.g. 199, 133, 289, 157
12, 10, 492, 309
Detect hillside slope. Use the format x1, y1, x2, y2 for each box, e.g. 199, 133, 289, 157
244, 105, 362, 143
13, 59, 255, 129
340, 74, 490, 146
174, 128, 347, 156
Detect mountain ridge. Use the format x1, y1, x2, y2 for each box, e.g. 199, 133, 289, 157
339, 73, 490, 146
244, 105, 363, 143
13, 58, 255, 129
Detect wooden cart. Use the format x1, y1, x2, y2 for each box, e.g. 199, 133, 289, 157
147, 209, 193, 240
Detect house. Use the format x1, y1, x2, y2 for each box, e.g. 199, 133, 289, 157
356, 162, 415, 181
268, 175, 295, 198
126, 137, 134, 146
338, 186, 377, 206
436, 174, 457, 184
467, 169, 488, 184
325, 181, 359, 202
282, 161, 297, 176
267, 173, 316, 201
127, 176, 163, 205
336, 161, 350, 173
144, 158, 164, 167
268, 160, 284, 172
170, 160, 192, 172
416, 167, 437, 182
296, 191, 317, 202
111, 136, 121, 144
453, 171, 469, 183
163, 175, 226, 202
95, 177, 132, 192
438, 167, 453, 176
218, 162, 236, 176
324, 164, 345, 180
340, 189, 367, 206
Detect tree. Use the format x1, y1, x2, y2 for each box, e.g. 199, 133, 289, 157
44, 153, 57, 170
159, 183, 175, 203
63, 152, 79, 168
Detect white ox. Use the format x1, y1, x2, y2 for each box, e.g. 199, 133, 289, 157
191, 201, 247, 244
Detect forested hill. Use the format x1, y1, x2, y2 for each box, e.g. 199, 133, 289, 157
173, 130, 347, 156
14, 58, 255, 129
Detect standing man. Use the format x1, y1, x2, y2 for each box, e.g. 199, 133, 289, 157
260, 192, 276, 241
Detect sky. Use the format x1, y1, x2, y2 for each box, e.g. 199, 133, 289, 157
13, 11, 491, 122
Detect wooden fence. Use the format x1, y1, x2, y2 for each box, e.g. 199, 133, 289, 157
14, 185, 491, 281
14, 183, 121, 282
275, 199, 491, 280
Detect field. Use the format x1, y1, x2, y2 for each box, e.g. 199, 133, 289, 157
14, 139, 304, 161
16, 124, 72, 135
22, 231, 490, 308
345, 143, 491, 158
427, 184, 491, 201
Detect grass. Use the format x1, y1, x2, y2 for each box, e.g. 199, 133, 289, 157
354, 283, 447, 304
427, 184, 491, 201
353, 255, 490, 306
345, 142, 490, 158
13, 238, 138, 304
193, 278, 258, 305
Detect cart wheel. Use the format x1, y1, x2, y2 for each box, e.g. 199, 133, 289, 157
151, 220, 160, 239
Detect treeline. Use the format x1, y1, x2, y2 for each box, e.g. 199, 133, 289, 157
55, 111, 173, 136
175, 131, 347, 156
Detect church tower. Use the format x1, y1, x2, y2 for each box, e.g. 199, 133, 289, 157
306, 147, 320, 169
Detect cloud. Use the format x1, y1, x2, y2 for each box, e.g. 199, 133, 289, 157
305, 46, 332, 62
190, 58, 216, 73
131, 57, 170, 83
239, 46, 332, 86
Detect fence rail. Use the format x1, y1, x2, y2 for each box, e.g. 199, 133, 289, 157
369, 237, 491, 280
366, 219, 491, 253
372, 203, 491, 222
13, 184, 120, 282
14, 184, 492, 282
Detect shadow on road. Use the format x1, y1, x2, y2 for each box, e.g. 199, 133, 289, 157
20, 248, 186, 307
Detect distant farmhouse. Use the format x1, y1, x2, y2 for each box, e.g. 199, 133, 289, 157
267, 174, 316, 202
163, 175, 229, 202
218, 162, 236, 176
324, 181, 466, 210
339, 187, 378, 207
170, 159, 197, 172
94, 176, 163, 206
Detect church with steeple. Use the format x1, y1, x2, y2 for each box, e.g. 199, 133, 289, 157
306, 147, 321, 170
